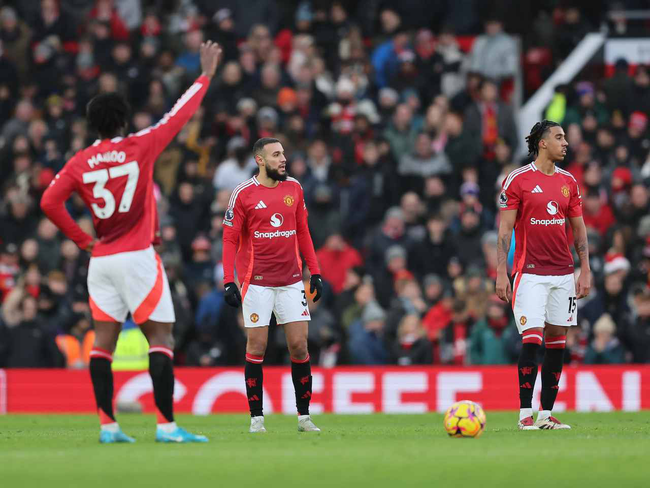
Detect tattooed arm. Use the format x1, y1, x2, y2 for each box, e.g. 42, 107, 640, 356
569, 216, 591, 298
496, 209, 517, 302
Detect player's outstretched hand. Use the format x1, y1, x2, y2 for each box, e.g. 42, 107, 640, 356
310, 274, 323, 303
200, 40, 223, 79
224, 282, 242, 308
495, 272, 512, 303
576, 269, 591, 299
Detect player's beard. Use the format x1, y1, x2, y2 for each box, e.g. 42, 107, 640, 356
265, 163, 287, 182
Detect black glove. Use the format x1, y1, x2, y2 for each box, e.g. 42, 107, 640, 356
224, 282, 242, 308
310, 274, 323, 303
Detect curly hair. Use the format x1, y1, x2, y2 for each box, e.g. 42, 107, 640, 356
525, 120, 560, 157
86, 92, 130, 139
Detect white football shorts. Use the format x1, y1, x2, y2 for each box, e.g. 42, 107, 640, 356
87, 246, 175, 324
242, 281, 311, 328
512, 273, 577, 333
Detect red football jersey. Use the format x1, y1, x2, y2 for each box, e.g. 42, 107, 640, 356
222, 176, 320, 289
500, 162, 583, 276
41, 75, 210, 256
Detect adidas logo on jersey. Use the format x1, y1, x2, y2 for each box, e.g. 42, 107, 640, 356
255, 201, 267, 209
531, 185, 543, 193
301, 309, 310, 317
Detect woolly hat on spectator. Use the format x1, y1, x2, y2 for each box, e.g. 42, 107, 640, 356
611, 167, 632, 191
356, 99, 380, 124
423, 274, 443, 288
385, 245, 407, 264
295, 2, 313, 23
460, 181, 480, 198
629, 111, 648, 131
277, 87, 297, 107
213, 8, 232, 24
336, 77, 355, 97
0, 6, 17, 23
384, 206, 404, 222
362, 301, 386, 323
576, 81, 594, 98
604, 252, 630, 275
237, 98, 257, 113
227, 136, 246, 152
378, 87, 399, 105
593, 313, 616, 335
257, 106, 278, 124
0, 242, 18, 255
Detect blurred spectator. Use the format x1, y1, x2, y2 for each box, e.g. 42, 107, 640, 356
553, 7, 591, 62
348, 300, 388, 365
213, 137, 256, 191
467, 16, 517, 82
622, 285, 650, 363
371, 29, 410, 89
584, 314, 625, 364
409, 213, 455, 280
0, 288, 63, 367
316, 233, 363, 295
469, 295, 517, 364
391, 314, 433, 365
398, 132, 451, 192
464, 78, 518, 160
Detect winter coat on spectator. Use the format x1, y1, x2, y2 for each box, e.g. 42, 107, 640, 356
348, 301, 388, 365
383, 122, 419, 164
316, 245, 363, 295
622, 316, 650, 363
464, 101, 519, 154
0, 311, 63, 368
398, 150, 452, 179
584, 339, 626, 364
392, 337, 433, 365
469, 319, 517, 365
348, 318, 388, 365
409, 231, 456, 281
467, 32, 517, 81
0, 13, 32, 82
444, 130, 482, 169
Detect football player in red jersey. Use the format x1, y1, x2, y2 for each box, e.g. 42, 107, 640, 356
496, 120, 591, 430
222, 138, 322, 433
40, 41, 223, 443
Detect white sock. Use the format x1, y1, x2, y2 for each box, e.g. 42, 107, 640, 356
298, 415, 310, 421
519, 408, 533, 421
251, 416, 264, 421
537, 410, 551, 421
100, 422, 119, 433
157, 421, 177, 433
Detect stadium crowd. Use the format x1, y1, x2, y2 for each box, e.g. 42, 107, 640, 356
1, 0, 649, 369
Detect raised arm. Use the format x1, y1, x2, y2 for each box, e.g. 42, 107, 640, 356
134, 41, 222, 156
569, 215, 591, 299
496, 209, 517, 303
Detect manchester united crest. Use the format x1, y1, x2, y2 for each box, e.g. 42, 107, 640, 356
283, 195, 295, 207
561, 185, 570, 198
250, 313, 259, 323
520, 316, 527, 326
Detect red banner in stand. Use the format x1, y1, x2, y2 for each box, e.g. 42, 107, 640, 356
2, 366, 650, 414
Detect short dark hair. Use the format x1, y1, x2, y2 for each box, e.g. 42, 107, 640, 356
525, 120, 561, 157
86, 92, 130, 139
253, 137, 281, 158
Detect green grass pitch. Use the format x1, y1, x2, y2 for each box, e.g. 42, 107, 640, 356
1, 412, 649, 487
